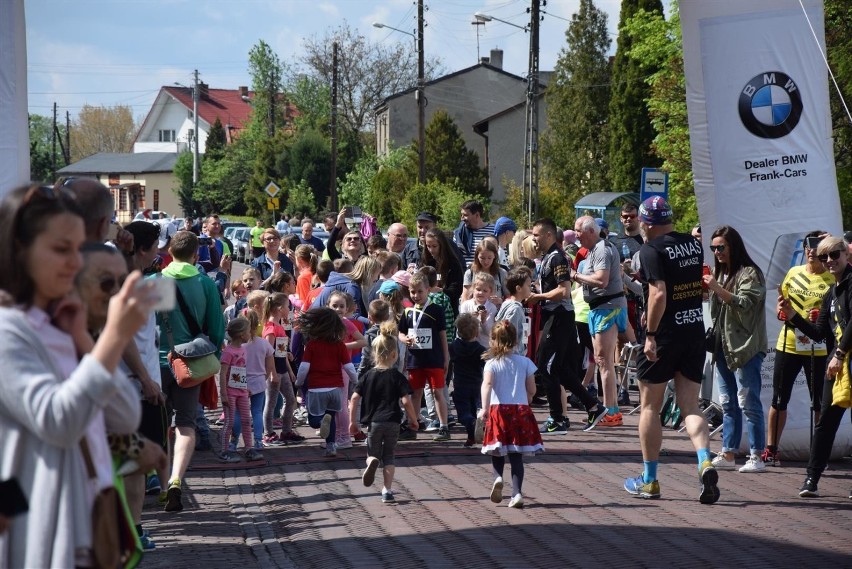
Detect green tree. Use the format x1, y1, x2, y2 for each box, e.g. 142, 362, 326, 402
174, 151, 203, 216
284, 179, 318, 219
624, 3, 694, 230
542, 0, 612, 207
244, 134, 287, 216
247, 40, 286, 139
205, 117, 227, 160
29, 114, 65, 182
286, 73, 331, 131
287, 129, 332, 209
423, 109, 488, 199
398, 180, 475, 231
826, 0, 852, 226
607, 0, 664, 193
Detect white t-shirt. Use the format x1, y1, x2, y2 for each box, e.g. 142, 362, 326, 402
459, 298, 497, 348
119, 312, 161, 395
485, 354, 537, 405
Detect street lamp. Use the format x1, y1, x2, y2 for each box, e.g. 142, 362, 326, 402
474, 6, 540, 221
374, 14, 426, 185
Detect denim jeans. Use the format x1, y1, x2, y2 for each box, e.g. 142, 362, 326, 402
716, 350, 766, 454
233, 392, 265, 449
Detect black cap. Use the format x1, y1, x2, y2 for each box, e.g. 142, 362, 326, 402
416, 211, 438, 223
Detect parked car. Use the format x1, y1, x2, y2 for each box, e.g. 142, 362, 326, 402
231, 227, 252, 264
133, 210, 171, 222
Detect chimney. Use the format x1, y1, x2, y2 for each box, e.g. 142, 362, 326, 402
198, 82, 209, 100
489, 48, 503, 70
238, 86, 248, 97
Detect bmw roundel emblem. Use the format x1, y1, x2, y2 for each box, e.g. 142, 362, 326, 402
739, 71, 803, 139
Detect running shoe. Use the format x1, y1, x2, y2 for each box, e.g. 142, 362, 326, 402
739, 454, 766, 473
262, 433, 285, 447
139, 529, 156, 551
280, 431, 306, 443
381, 490, 395, 503
624, 475, 661, 499
398, 426, 417, 441
433, 426, 450, 441
164, 479, 183, 512
217, 450, 242, 463
319, 413, 332, 439
362, 456, 379, 486
425, 419, 440, 432
540, 417, 569, 435
507, 494, 524, 508
798, 477, 819, 498
244, 448, 264, 462
353, 431, 367, 442
699, 460, 720, 505
598, 412, 623, 427
582, 406, 608, 432
490, 477, 504, 503
711, 453, 736, 470
145, 473, 161, 496
760, 448, 780, 467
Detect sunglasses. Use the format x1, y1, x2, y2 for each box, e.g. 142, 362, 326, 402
97, 275, 126, 294
344, 237, 361, 242
817, 249, 844, 263
709, 245, 726, 253
621, 214, 637, 220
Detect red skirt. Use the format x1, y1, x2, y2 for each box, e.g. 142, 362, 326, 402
481, 404, 544, 457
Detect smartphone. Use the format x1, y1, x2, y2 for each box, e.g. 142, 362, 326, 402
0, 478, 29, 517
142, 277, 176, 312
106, 222, 120, 241
198, 236, 213, 246
344, 206, 362, 225
804, 236, 823, 250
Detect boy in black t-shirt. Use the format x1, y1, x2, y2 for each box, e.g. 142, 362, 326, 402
450, 313, 487, 447
351, 325, 419, 504
398, 272, 451, 441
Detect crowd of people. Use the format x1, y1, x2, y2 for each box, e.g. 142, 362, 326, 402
1, 179, 851, 566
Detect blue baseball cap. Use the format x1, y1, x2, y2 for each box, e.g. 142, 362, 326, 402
493, 216, 517, 237
639, 197, 673, 225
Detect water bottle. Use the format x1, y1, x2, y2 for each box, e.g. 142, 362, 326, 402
622, 241, 630, 261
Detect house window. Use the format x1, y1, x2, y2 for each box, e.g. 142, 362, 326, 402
118, 188, 128, 211
158, 129, 176, 142
153, 189, 159, 210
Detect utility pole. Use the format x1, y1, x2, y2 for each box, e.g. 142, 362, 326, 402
65, 111, 71, 165
416, 0, 426, 184
329, 42, 339, 211
52, 102, 57, 181
192, 69, 200, 185
523, 0, 541, 220
268, 67, 275, 138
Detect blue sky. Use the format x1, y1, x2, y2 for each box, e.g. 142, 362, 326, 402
26, 0, 628, 122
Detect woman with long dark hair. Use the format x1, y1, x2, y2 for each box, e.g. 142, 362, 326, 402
0, 184, 158, 567
703, 225, 768, 474
422, 227, 464, 313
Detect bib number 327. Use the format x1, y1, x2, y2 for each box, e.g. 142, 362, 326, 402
408, 328, 433, 350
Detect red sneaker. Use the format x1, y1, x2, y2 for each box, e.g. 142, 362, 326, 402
598, 412, 623, 427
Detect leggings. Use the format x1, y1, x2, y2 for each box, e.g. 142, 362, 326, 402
492, 453, 525, 495
222, 390, 252, 452
772, 349, 826, 412
233, 392, 265, 449
806, 375, 852, 482
265, 374, 297, 434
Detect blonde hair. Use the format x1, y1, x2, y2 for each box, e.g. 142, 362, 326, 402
472, 272, 495, 293
240, 267, 261, 281
485, 320, 516, 360
246, 289, 270, 310
521, 235, 538, 260
345, 256, 381, 298
508, 229, 529, 266
245, 309, 261, 337
295, 244, 318, 272
372, 321, 399, 368
817, 235, 844, 256
262, 292, 289, 322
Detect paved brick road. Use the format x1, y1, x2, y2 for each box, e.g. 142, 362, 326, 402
141, 404, 852, 568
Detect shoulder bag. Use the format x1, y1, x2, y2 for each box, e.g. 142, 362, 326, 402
164, 283, 220, 388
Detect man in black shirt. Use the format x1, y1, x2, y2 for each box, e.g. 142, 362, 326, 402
623, 197, 718, 505
528, 218, 605, 434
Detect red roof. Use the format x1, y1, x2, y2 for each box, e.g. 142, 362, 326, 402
141, 86, 299, 144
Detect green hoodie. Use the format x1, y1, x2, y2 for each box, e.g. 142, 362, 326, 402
157, 262, 225, 367
710, 266, 768, 371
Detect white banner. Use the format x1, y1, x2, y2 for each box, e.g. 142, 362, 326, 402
681, 0, 850, 460
0, 0, 29, 196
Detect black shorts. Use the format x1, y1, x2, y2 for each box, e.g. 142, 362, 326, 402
139, 400, 169, 451
636, 339, 705, 385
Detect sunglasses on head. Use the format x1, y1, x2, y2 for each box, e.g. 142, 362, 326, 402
98, 275, 126, 294
817, 249, 844, 262
709, 245, 725, 253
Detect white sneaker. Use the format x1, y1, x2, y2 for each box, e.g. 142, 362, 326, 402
739, 454, 766, 473
711, 453, 736, 470
507, 494, 524, 508
335, 436, 353, 450
490, 477, 503, 503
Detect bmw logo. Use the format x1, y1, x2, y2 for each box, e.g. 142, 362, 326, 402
738, 71, 803, 139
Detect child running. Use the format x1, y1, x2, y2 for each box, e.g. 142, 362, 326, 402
349, 322, 420, 504
218, 317, 260, 462
295, 307, 358, 457
327, 291, 367, 449
478, 320, 544, 508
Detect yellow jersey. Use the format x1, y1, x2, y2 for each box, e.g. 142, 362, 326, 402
776, 265, 833, 355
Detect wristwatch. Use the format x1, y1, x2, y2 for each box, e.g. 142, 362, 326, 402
646, 330, 658, 337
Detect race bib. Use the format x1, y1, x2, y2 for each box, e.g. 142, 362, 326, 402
408, 328, 433, 350
795, 333, 826, 353
523, 316, 532, 339
227, 366, 247, 389
275, 336, 289, 358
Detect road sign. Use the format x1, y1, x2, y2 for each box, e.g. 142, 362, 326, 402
266, 197, 279, 211
640, 168, 668, 203
264, 181, 281, 198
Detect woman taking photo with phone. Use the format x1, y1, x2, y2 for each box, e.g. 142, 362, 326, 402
0, 183, 158, 568
703, 225, 768, 474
